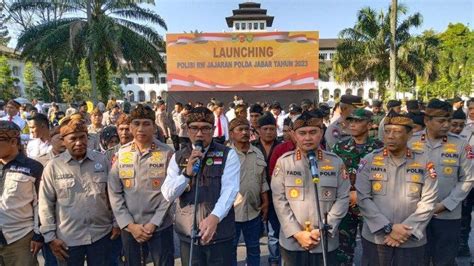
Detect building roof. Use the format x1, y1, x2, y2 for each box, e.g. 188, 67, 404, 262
0, 45, 20, 58
319, 38, 339, 50
226, 2, 274, 27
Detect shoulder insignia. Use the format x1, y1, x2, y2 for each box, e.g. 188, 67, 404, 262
408, 162, 422, 168
372, 161, 385, 167
466, 145, 474, 159
296, 149, 302, 160
373, 155, 384, 161
150, 151, 164, 163
411, 141, 425, 151
426, 162, 437, 179
320, 165, 334, 171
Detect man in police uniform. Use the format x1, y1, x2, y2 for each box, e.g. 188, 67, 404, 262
108, 104, 175, 265
272, 110, 350, 265
162, 107, 240, 265
356, 111, 438, 265
0, 121, 44, 266
408, 99, 473, 265
325, 95, 364, 149
39, 114, 120, 265
333, 109, 384, 265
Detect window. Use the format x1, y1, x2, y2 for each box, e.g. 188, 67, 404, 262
138, 91, 145, 102
127, 78, 133, 85
330, 53, 335, 60
12, 66, 20, 76
260, 23, 264, 30
345, 89, 353, 95
235, 22, 240, 30
150, 91, 157, 102
160, 77, 166, 84
369, 88, 375, 99
149, 77, 155, 84
138, 77, 144, 84
254, 23, 258, 30
334, 89, 341, 100
319, 53, 326, 60
249, 23, 253, 30
242, 23, 246, 30
322, 89, 330, 101
127, 91, 135, 102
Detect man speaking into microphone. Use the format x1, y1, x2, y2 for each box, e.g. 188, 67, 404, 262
162, 107, 240, 265
272, 110, 350, 265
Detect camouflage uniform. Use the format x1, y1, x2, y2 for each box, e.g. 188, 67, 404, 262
333, 137, 383, 265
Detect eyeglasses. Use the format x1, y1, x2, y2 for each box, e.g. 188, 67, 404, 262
188, 126, 213, 134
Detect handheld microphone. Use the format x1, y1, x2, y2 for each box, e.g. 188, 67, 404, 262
192, 140, 204, 175
307, 150, 320, 183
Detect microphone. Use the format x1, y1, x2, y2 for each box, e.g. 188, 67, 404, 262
307, 150, 320, 183
192, 140, 204, 175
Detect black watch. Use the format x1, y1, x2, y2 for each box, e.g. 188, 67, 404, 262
181, 169, 194, 179
383, 223, 393, 234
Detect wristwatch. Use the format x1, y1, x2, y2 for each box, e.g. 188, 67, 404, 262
383, 223, 393, 234
181, 168, 194, 179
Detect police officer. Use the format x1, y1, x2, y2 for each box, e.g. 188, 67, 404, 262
356, 111, 438, 265
325, 95, 364, 149
39, 114, 120, 265
162, 107, 240, 265
333, 109, 384, 265
108, 104, 175, 265
272, 110, 350, 265
0, 121, 44, 266
408, 99, 473, 265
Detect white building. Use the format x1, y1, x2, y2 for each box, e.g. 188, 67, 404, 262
0, 45, 43, 97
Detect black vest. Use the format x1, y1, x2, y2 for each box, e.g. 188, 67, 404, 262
174, 141, 235, 243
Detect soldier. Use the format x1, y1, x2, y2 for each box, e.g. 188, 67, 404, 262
325, 95, 364, 150
356, 111, 438, 265
272, 110, 350, 265
106, 114, 133, 163
162, 107, 240, 265
408, 99, 473, 265
108, 104, 174, 265
377, 100, 402, 141
229, 117, 269, 266
39, 114, 120, 264
333, 109, 384, 265
0, 121, 44, 266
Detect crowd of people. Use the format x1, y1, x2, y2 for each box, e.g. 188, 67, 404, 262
0, 94, 473, 266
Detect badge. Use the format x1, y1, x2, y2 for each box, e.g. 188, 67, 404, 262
443, 167, 453, 175
149, 168, 165, 177
94, 163, 103, 170
357, 159, 368, 173
295, 178, 303, 185
119, 169, 134, 178
151, 178, 161, 189
342, 167, 349, 180
443, 159, 457, 165
296, 150, 302, 161
150, 152, 163, 163
323, 189, 332, 197
466, 145, 474, 159
372, 161, 385, 167
321, 165, 334, 171
214, 158, 223, 165
411, 142, 424, 151
120, 152, 134, 164
411, 175, 421, 182
207, 152, 215, 157
124, 178, 133, 188
409, 184, 419, 193
426, 162, 437, 179
289, 188, 299, 198
373, 173, 383, 180
332, 129, 340, 138
206, 158, 214, 166
409, 162, 422, 168
374, 156, 384, 161
372, 181, 382, 192
444, 148, 457, 153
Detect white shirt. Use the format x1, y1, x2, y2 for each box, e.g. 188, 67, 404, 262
27, 138, 52, 158
1, 114, 26, 130
274, 113, 286, 137
213, 115, 229, 141
35, 103, 43, 114
162, 148, 240, 222
225, 109, 235, 122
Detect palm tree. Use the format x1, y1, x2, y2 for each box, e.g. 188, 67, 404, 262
333, 4, 422, 99
13, 0, 167, 101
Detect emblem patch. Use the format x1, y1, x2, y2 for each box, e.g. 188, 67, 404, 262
372, 181, 382, 192
295, 178, 303, 185
124, 178, 133, 188
289, 188, 299, 198
443, 167, 453, 175
206, 158, 213, 166
120, 152, 134, 164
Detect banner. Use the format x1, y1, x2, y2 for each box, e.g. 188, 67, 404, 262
166, 31, 319, 91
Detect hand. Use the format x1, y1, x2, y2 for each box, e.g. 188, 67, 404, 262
310, 229, 321, 243
186, 149, 204, 176
260, 203, 269, 222
384, 235, 401, 247
389, 224, 412, 243
30, 240, 43, 256
110, 227, 121, 240
49, 239, 69, 261
143, 223, 157, 235
433, 203, 446, 215
349, 191, 357, 207
127, 224, 152, 243
199, 214, 219, 245
293, 231, 318, 250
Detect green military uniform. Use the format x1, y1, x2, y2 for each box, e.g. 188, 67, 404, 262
370, 111, 385, 139
333, 137, 383, 264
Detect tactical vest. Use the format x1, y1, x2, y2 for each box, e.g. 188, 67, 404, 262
174, 141, 235, 243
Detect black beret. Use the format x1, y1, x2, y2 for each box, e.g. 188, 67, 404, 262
372, 100, 383, 107
452, 108, 467, 120
249, 104, 263, 114
406, 100, 419, 110
425, 99, 452, 117
386, 100, 401, 109
340, 95, 363, 107
258, 112, 276, 127
407, 112, 425, 127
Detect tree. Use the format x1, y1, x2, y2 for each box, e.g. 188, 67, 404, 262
0, 3, 10, 46
60, 78, 76, 103
77, 59, 92, 100
14, 0, 167, 102
333, 4, 422, 99
0, 56, 17, 99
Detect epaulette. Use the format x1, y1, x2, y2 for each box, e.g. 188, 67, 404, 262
281, 150, 295, 159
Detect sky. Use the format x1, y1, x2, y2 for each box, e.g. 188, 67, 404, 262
145, 0, 473, 38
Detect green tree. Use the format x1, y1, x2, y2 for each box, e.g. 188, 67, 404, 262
23, 61, 42, 99
77, 59, 92, 100
333, 5, 422, 99
0, 3, 10, 46
14, 0, 167, 101
60, 78, 76, 103
0, 56, 17, 99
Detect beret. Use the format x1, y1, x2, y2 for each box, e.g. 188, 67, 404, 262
386, 100, 402, 109
347, 108, 373, 121
340, 95, 364, 107
258, 112, 276, 127
187, 107, 215, 125
372, 100, 383, 108
292, 110, 323, 130
229, 117, 249, 131
289, 104, 302, 113
425, 99, 452, 118
407, 112, 425, 127
130, 104, 155, 121
452, 108, 467, 120
100, 126, 119, 144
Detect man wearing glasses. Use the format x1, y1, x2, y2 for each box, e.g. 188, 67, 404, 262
408, 99, 474, 265
162, 107, 240, 265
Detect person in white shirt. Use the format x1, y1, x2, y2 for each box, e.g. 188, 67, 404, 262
26, 113, 52, 157
270, 102, 285, 141
32, 99, 43, 114
162, 106, 239, 265
1, 100, 27, 130
212, 101, 229, 144
225, 102, 236, 122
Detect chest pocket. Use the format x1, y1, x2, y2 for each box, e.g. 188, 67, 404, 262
405, 174, 424, 198
119, 167, 135, 190
319, 177, 337, 201
285, 175, 304, 201
56, 178, 75, 205
369, 172, 387, 196
4, 172, 33, 196
92, 173, 108, 195
440, 163, 458, 179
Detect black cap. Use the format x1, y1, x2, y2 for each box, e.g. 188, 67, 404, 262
372, 100, 383, 108
258, 112, 276, 127
340, 95, 364, 107
289, 103, 302, 113
452, 96, 463, 103
386, 100, 402, 109
249, 104, 263, 114
452, 108, 467, 120
406, 100, 419, 110
407, 112, 425, 127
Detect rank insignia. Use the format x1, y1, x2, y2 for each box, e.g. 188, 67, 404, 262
289, 188, 299, 198
372, 181, 382, 192
320, 165, 334, 171
426, 162, 437, 179
374, 156, 384, 161
120, 152, 134, 164
443, 167, 453, 175
274, 166, 280, 176
206, 158, 213, 166
151, 178, 161, 189
409, 162, 422, 168
323, 189, 332, 197
411, 175, 421, 182
443, 159, 457, 165
296, 150, 302, 161
444, 148, 457, 153
373, 173, 383, 180
124, 178, 133, 188
295, 178, 303, 185
372, 161, 385, 167
150, 152, 163, 163
214, 158, 223, 165
411, 142, 424, 151
119, 169, 134, 178
332, 129, 340, 138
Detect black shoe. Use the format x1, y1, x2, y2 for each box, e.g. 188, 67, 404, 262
457, 244, 471, 257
